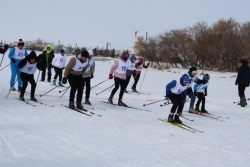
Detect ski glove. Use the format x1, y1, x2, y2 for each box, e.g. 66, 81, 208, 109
204, 91, 207, 96
202, 80, 207, 84
109, 74, 113, 79
62, 77, 67, 84
90, 73, 94, 79
11, 58, 16, 63
147, 62, 150, 67
4, 44, 9, 50
165, 95, 169, 100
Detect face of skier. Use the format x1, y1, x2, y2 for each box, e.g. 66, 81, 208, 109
30, 58, 36, 64
237, 62, 242, 67
17, 45, 24, 50
191, 70, 197, 77
81, 56, 88, 62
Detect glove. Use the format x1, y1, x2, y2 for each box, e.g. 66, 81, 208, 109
62, 77, 67, 84
138, 62, 142, 66
204, 91, 207, 96
90, 73, 94, 79
4, 44, 9, 50
147, 62, 150, 67
235, 81, 237, 85
165, 95, 169, 100
109, 74, 113, 79
202, 80, 207, 84
11, 58, 16, 63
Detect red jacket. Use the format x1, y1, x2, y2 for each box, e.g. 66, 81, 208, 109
0, 47, 8, 54
134, 62, 148, 75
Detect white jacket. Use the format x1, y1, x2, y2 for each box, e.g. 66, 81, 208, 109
52, 54, 66, 68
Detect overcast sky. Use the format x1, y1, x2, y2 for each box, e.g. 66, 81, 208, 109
0, 0, 249, 50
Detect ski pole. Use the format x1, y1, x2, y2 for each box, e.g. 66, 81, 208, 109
96, 84, 114, 95
143, 99, 165, 106
60, 86, 70, 98
137, 67, 149, 94
0, 63, 10, 71
233, 98, 250, 104
6, 78, 18, 99
90, 78, 109, 90
59, 86, 70, 93
0, 53, 5, 67
39, 86, 58, 97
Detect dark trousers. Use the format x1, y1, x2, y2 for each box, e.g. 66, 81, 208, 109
238, 85, 246, 97
83, 77, 91, 99
20, 72, 36, 97
168, 94, 184, 114
132, 73, 140, 89
125, 75, 131, 89
68, 74, 83, 102
41, 65, 52, 81
111, 77, 126, 99
195, 92, 205, 109
53, 67, 63, 81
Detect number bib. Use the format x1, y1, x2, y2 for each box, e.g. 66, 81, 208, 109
22, 61, 37, 74
128, 60, 135, 70
170, 79, 188, 94
114, 59, 129, 74
12, 47, 26, 60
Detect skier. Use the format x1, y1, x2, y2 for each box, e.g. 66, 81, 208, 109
0, 44, 9, 54
124, 55, 136, 93
8, 39, 28, 91
182, 67, 207, 114
41, 44, 54, 82
18, 51, 44, 101
166, 75, 189, 123
235, 58, 250, 107
62, 50, 89, 109
52, 49, 66, 86
131, 57, 150, 92
108, 51, 130, 106
82, 51, 95, 105
194, 74, 210, 113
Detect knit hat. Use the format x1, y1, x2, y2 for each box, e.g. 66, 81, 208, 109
27, 51, 37, 60
60, 49, 65, 53
18, 39, 24, 46
189, 67, 197, 73
139, 57, 144, 62
81, 50, 89, 58
121, 51, 129, 60
180, 75, 190, 86
130, 55, 136, 61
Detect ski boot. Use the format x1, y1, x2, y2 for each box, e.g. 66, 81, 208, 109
188, 107, 198, 114
85, 98, 91, 105
168, 113, 174, 123
76, 102, 84, 109
195, 107, 201, 113
174, 113, 182, 124
124, 88, 128, 93
118, 98, 127, 107
30, 96, 37, 102
132, 88, 138, 93
19, 94, 25, 101
69, 101, 75, 109
108, 95, 114, 104
10, 87, 16, 91
18, 87, 22, 92
47, 79, 51, 82
58, 81, 64, 87
53, 79, 56, 85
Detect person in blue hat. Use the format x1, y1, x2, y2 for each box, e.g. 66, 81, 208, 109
165, 75, 189, 123
124, 55, 136, 93
52, 49, 67, 86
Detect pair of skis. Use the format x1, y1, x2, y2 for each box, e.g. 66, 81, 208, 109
61, 104, 103, 117
101, 101, 151, 112
159, 119, 204, 133
15, 98, 54, 107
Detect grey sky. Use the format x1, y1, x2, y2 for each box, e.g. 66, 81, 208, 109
1, 0, 249, 50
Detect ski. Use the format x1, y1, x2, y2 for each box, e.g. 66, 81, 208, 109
26, 99, 54, 107
178, 122, 204, 133
180, 115, 194, 121
158, 119, 196, 133
186, 111, 222, 121
15, 98, 36, 107
85, 103, 106, 110
101, 101, 150, 112
101, 101, 126, 110
61, 104, 91, 116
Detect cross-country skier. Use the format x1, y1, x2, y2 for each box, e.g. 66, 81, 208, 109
194, 74, 210, 113
108, 51, 130, 106
82, 50, 95, 105
41, 44, 54, 82
8, 39, 28, 91
182, 67, 207, 114
62, 50, 89, 109
124, 55, 136, 93
18, 51, 44, 101
131, 57, 149, 92
0, 44, 9, 54
52, 49, 66, 86
166, 75, 189, 123
235, 58, 250, 107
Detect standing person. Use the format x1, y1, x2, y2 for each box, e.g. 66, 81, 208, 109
131, 57, 150, 92
0, 44, 9, 54
194, 74, 210, 113
82, 51, 95, 105
108, 51, 130, 106
41, 44, 54, 82
8, 39, 28, 91
62, 50, 89, 109
166, 75, 189, 123
18, 51, 44, 101
52, 49, 66, 86
124, 55, 136, 93
235, 58, 250, 107
182, 67, 207, 114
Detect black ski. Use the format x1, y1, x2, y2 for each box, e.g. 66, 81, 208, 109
15, 98, 36, 107
26, 99, 54, 107
61, 104, 91, 116
101, 101, 150, 112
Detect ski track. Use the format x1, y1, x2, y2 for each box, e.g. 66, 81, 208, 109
0, 50, 250, 166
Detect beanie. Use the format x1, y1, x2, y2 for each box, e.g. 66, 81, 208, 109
189, 67, 197, 73
81, 50, 89, 58
60, 49, 65, 53
139, 57, 144, 62
27, 51, 37, 59
18, 39, 24, 46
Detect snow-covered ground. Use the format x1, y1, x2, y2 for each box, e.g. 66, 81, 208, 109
0, 50, 250, 167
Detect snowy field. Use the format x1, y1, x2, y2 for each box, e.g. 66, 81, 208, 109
0, 50, 250, 167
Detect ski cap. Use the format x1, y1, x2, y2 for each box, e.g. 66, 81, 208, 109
18, 39, 24, 46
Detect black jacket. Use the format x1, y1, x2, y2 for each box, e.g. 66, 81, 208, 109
235, 64, 250, 86
42, 50, 54, 68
